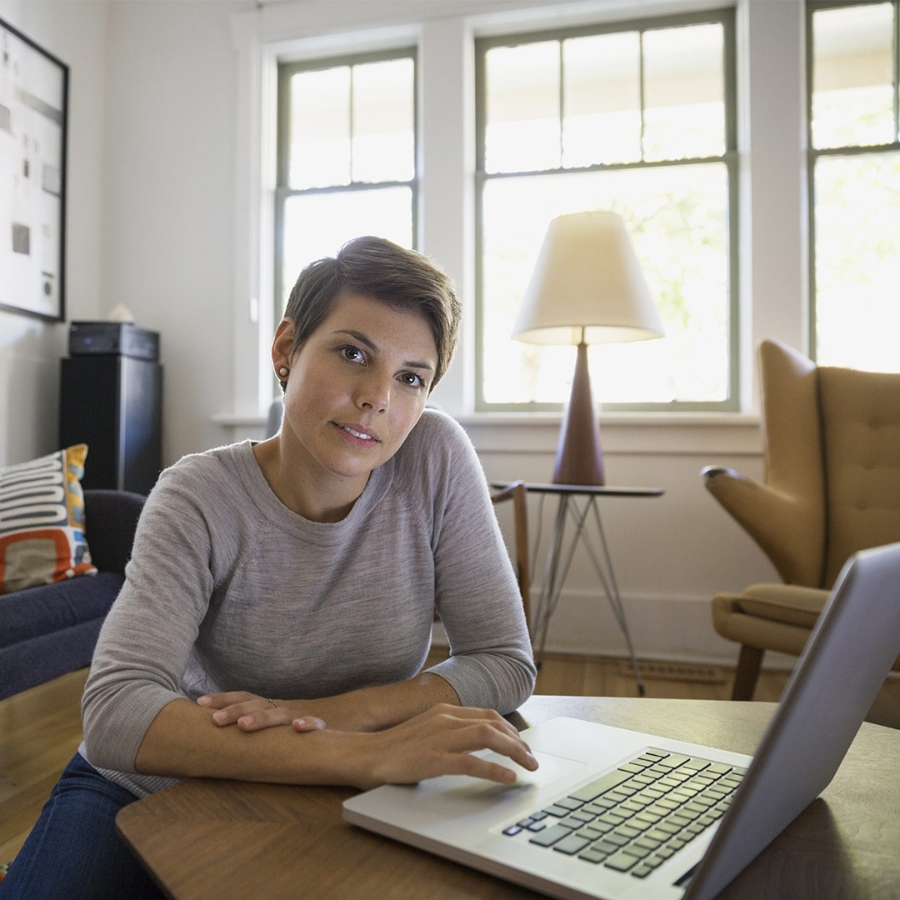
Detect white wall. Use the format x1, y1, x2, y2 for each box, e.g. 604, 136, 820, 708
101, 0, 246, 461
0, 0, 244, 465
0, 0, 801, 665
0, 0, 109, 466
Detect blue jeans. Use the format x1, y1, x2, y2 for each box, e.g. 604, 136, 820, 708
0, 753, 166, 900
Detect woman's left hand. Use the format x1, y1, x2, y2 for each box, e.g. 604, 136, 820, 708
197, 691, 326, 732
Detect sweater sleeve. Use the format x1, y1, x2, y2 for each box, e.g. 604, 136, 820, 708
81, 461, 219, 772
417, 413, 537, 714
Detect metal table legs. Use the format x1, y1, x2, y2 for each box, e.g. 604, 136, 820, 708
532, 494, 645, 696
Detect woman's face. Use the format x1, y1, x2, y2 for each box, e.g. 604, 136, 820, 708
274, 291, 439, 495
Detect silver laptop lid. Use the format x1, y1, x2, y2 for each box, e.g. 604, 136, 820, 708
685, 541, 900, 900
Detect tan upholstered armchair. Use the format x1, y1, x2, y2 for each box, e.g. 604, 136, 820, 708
703, 339, 900, 699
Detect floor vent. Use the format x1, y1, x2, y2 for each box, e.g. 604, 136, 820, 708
626, 661, 727, 685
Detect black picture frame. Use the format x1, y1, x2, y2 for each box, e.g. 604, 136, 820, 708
0, 17, 68, 322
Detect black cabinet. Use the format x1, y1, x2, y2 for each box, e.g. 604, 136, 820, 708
59, 355, 163, 495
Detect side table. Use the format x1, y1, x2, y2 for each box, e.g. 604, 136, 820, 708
497, 482, 664, 696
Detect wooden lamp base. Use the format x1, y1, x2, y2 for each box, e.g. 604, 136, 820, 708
552, 341, 604, 486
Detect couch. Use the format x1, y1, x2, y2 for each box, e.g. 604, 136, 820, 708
0, 489, 144, 700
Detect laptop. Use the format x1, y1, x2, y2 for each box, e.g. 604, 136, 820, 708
344, 542, 900, 900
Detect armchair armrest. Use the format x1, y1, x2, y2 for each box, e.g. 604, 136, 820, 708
701, 466, 823, 587
83, 490, 146, 575
702, 466, 766, 502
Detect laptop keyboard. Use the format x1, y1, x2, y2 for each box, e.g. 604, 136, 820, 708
502, 748, 746, 880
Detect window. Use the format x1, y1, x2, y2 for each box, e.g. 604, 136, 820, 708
808, 0, 900, 371
275, 49, 417, 319
475, 10, 738, 411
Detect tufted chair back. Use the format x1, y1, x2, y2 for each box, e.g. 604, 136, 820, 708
705, 339, 900, 590
818, 364, 900, 587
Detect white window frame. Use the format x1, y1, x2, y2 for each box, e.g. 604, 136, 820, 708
275, 46, 420, 323
805, 0, 900, 364
225, 0, 807, 459
473, 7, 740, 413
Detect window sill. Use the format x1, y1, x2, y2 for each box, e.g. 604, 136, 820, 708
211, 412, 268, 429
210, 409, 762, 457
458, 412, 761, 457
454, 411, 759, 428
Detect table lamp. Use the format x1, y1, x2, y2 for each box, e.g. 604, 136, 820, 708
512, 210, 664, 486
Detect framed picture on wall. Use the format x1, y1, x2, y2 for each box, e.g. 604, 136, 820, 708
0, 17, 68, 322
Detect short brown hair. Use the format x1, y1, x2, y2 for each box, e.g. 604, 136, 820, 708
282, 236, 461, 392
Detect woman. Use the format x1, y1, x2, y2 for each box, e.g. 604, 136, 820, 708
1, 236, 536, 900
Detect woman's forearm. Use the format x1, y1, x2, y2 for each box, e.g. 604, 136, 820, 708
133, 695, 538, 791
135, 674, 461, 782
202, 671, 461, 734
134, 698, 371, 786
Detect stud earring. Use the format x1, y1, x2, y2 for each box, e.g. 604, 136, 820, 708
278, 366, 289, 379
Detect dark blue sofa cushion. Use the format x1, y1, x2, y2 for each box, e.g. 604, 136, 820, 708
0, 618, 108, 700
0, 572, 124, 649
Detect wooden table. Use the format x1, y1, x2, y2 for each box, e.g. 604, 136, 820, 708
116, 696, 900, 900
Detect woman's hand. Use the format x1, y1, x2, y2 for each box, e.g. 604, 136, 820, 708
197, 691, 326, 733
350, 703, 539, 789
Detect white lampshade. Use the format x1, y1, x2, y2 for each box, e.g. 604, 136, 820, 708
512, 210, 664, 346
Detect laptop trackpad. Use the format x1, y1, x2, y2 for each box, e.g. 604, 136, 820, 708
484, 749, 584, 787
427, 749, 586, 798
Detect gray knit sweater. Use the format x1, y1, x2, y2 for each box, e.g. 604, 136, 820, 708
81, 410, 535, 796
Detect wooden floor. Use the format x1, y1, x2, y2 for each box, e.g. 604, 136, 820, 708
429, 648, 793, 702
0, 668, 89, 865
0, 655, 797, 866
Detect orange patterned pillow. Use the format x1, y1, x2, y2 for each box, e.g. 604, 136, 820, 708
0, 444, 97, 594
